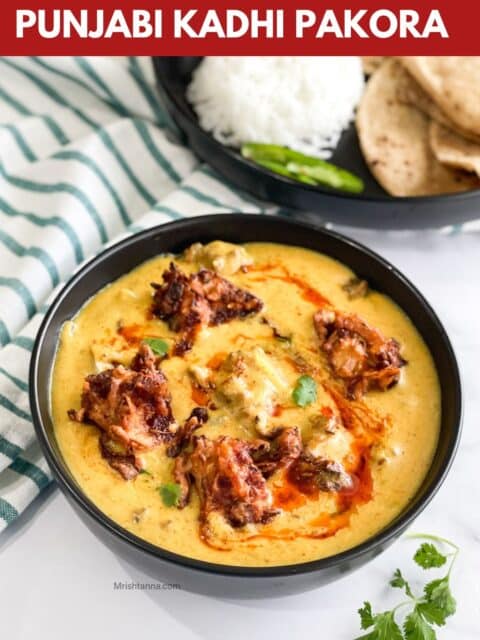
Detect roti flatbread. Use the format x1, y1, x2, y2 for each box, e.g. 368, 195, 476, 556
430, 121, 480, 177
400, 57, 480, 137
361, 57, 386, 76
356, 60, 478, 197
395, 69, 480, 145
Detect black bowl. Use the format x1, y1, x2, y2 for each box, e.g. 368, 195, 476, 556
30, 215, 462, 597
152, 56, 480, 230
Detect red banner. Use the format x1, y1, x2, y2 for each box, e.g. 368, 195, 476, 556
2, 0, 479, 55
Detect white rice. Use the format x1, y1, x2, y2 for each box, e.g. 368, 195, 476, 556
187, 57, 365, 158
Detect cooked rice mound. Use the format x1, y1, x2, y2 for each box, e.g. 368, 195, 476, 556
187, 57, 365, 158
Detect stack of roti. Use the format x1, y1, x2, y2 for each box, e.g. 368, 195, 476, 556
357, 57, 480, 196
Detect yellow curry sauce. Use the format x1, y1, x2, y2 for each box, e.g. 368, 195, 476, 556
51, 242, 440, 566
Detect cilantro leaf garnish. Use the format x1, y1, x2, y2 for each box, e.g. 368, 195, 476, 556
355, 534, 458, 640
143, 337, 169, 356
414, 543, 447, 569
390, 569, 414, 598
422, 577, 456, 624
355, 609, 403, 640
358, 602, 375, 630
292, 375, 317, 407
158, 482, 182, 507
403, 608, 436, 640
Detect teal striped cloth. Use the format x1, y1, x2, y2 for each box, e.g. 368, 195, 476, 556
0, 56, 277, 531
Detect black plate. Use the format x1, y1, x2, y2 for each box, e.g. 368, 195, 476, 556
30, 215, 462, 597
152, 56, 480, 230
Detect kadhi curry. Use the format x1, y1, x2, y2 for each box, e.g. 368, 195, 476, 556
51, 240, 440, 566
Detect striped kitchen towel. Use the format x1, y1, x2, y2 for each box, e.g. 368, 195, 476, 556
0, 56, 279, 532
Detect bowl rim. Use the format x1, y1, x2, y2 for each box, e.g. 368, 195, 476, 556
29, 214, 463, 579
153, 55, 480, 206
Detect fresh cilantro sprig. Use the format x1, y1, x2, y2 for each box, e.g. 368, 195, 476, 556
355, 534, 458, 640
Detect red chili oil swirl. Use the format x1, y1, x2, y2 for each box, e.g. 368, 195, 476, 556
117, 323, 143, 346
246, 263, 330, 307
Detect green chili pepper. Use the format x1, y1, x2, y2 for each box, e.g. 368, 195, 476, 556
241, 143, 364, 194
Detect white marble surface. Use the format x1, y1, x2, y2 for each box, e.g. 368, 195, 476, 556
1, 227, 479, 639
